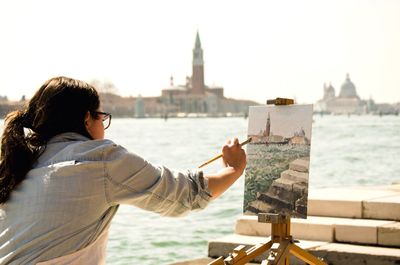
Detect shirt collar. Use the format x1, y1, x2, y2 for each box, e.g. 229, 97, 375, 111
47, 132, 90, 144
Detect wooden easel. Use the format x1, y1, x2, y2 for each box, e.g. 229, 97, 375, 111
207, 98, 327, 265
208, 213, 326, 265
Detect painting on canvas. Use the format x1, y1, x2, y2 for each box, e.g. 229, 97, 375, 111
243, 104, 313, 218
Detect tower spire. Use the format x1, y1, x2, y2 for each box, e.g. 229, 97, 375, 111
192, 30, 205, 94
195, 30, 202, 49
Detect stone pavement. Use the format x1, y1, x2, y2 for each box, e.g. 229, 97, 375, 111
171, 184, 400, 265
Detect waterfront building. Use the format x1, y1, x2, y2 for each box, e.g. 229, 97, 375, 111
134, 95, 145, 118
94, 31, 258, 117
1, 32, 258, 119
0, 97, 24, 119
315, 74, 366, 115
160, 31, 255, 116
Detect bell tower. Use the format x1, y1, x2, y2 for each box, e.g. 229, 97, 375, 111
265, 112, 271, 137
192, 31, 205, 94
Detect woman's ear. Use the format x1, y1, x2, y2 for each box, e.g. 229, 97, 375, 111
84, 111, 92, 131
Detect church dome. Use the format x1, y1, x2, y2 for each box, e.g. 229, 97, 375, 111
339, 73, 359, 98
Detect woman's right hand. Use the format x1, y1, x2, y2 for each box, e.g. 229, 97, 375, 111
205, 137, 247, 199
221, 137, 247, 175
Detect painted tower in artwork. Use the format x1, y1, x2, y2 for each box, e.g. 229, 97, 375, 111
265, 112, 271, 137
192, 31, 205, 94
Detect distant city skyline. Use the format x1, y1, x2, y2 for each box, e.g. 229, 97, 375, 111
0, 0, 399, 104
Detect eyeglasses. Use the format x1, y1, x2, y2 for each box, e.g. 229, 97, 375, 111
93, 111, 112, 130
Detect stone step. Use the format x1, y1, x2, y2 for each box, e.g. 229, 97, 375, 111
271, 177, 294, 191
280, 169, 308, 183
289, 158, 310, 173
235, 215, 400, 247
256, 193, 293, 211
271, 178, 308, 198
208, 234, 400, 265
270, 177, 308, 193
246, 200, 273, 214
267, 179, 299, 203
308, 185, 400, 220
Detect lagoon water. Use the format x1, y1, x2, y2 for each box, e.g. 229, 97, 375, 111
0, 115, 399, 264
104, 115, 400, 264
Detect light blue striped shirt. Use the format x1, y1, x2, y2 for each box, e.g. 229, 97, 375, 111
0, 132, 211, 264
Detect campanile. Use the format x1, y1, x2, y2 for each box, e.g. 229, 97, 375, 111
192, 31, 205, 94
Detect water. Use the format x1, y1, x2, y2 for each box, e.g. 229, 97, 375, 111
0, 115, 399, 264
104, 117, 248, 265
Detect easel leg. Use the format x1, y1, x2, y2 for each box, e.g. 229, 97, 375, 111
208, 241, 273, 265
208, 256, 224, 265
289, 243, 325, 265
265, 240, 290, 265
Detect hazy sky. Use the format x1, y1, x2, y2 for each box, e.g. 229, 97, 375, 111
1, 0, 399, 104
248, 105, 313, 138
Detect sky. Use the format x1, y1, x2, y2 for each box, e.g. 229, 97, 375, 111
0, 0, 399, 104
248, 105, 313, 138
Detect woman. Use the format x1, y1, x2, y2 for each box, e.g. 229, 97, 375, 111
0, 76, 246, 264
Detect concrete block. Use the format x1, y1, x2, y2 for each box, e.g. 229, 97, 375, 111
335, 219, 392, 245
363, 195, 400, 221
308, 199, 362, 218
308, 186, 400, 219
235, 215, 400, 246
235, 215, 270, 236
390, 184, 400, 191
378, 222, 400, 247
291, 217, 335, 242
313, 242, 400, 265
235, 215, 335, 242
309, 186, 399, 202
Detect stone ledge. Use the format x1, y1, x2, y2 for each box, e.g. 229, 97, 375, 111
378, 222, 400, 246
335, 219, 394, 245
308, 185, 400, 220
312, 242, 400, 265
364, 195, 400, 220
308, 199, 362, 218
235, 215, 399, 246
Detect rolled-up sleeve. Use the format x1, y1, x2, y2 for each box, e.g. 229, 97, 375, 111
102, 143, 212, 217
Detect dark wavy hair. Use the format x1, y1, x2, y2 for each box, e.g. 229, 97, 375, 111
0, 76, 100, 203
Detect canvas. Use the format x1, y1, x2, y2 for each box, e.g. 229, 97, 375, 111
243, 104, 313, 218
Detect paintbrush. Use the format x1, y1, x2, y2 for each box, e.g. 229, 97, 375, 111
198, 137, 252, 168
